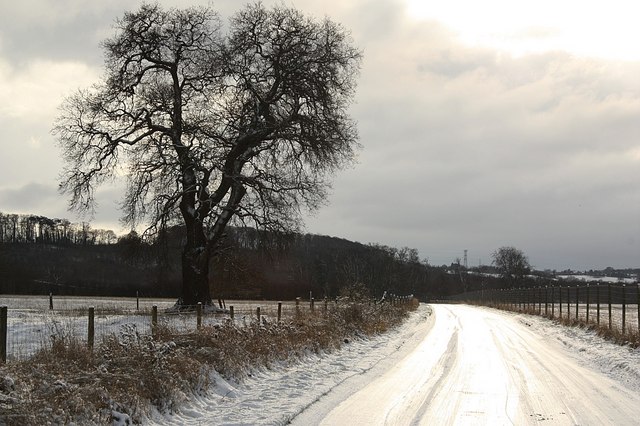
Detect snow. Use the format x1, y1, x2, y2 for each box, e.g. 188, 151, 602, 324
146, 304, 640, 425
145, 312, 429, 425
0, 296, 300, 360
557, 274, 638, 284
3, 308, 154, 360
3, 300, 640, 424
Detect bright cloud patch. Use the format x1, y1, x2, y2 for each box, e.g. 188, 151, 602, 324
0, 59, 99, 121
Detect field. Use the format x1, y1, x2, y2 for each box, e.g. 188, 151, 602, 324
0, 295, 304, 361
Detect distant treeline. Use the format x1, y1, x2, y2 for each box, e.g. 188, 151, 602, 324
0, 212, 510, 300
0, 212, 117, 245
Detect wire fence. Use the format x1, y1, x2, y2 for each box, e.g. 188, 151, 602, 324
0, 294, 414, 362
445, 283, 640, 339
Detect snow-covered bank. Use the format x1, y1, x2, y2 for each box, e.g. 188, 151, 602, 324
147, 306, 434, 425
149, 304, 640, 425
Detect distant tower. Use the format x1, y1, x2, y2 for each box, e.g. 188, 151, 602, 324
463, 249, 468, 269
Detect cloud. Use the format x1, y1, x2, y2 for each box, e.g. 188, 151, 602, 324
304, 14, 640, 270
0, 182, 63, 214
0, 58, 99, 121
0, 181, 126, 232
0, 1, 132, 64
0, 0, 638, 270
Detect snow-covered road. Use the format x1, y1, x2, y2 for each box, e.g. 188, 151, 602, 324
151, 304, 640, 425
292, 304, 640, 425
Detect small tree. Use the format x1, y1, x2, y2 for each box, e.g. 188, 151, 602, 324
53, 3, 361, 307
491, 246, 531, 288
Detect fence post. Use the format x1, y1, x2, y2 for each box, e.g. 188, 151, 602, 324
637, 284, 640, 335
567, 286, 571, 320
324, 298, 328, 314
230, 305, 234, 320
551, 286, 555, 318
136, 291, 139, 311
575, 286, 579, 321
596, 283, 600, 326
559, 286, 563, 317
608, 283, 612, 330
197, 302, 202, 329
586, 284, 590, 324
256, 307, 261, 324
152, 305, 158, 337
538, 287, 542, 315
1, 306, 7, 363
622, 284, 626, 335
88, 306, 95, 350
49, 292, 53, 310
544, 286, 548, 316
277, 302, 282, 323
310, 298, 315, 314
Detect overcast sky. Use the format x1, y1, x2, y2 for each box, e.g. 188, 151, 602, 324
0, 0, 639, 271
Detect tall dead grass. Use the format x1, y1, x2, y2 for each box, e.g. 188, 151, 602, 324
0, 293, 418, 425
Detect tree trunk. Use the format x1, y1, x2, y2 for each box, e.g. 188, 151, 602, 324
180, 244, 212, 307
178, 212, 214, 308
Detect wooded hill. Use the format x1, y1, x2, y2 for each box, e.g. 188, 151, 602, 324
0, 212, 503, 300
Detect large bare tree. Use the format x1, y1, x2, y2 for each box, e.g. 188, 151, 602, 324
54, 3, 361, 307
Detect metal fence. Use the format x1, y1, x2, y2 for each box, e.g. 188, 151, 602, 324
0, 294, 414, 363
446, 283, 640, 338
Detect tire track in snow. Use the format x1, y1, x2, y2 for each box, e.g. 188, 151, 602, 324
298, 304, 640, 425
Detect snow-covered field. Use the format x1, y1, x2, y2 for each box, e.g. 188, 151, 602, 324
0, 296, 299, 361
557, 275, 638, 284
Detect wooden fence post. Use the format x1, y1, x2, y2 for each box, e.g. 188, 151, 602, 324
586, 284, 590, 324
575, 286, 579, 321
197, 302, 202, 329
49, 292, 53, 310
621, 284, 626, 334
567, 287, 571, 320
295, 298, 300, 316
152, 305, 158, 337
637, 284, 640, 335
596, 283, 600, 326
559, 286, 563, 317
256, 307, 261, 324
277, 302, 282, 323
230, 305, 234, 320
88, 307, 95, 350
544, 286, 548, 316
608, 284, 612, 330
1, 306, 7, 363
551, 286, 555, 318
537, 287, 541, 315
136, 291, 139, 311
310, 298, 315, 314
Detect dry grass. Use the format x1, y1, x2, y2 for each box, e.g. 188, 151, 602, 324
486, 303, 640, 349
0, 294, 418, 425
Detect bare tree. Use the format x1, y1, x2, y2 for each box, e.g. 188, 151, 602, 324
491, 246, 531, 288
53, 3, 361, 308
